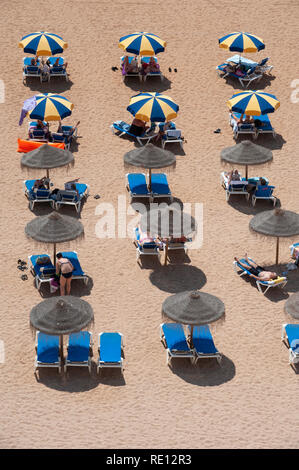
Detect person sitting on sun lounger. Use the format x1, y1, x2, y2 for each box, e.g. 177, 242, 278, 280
234, 254, 278, 281
129, 118, 149, 137
33, 176, 50, 190
122, 55, 139, 75
223, 169, 242, 185
140, 56, 160, 80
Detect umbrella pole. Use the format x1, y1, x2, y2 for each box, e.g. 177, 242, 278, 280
59, 334, 64, 363
46, 169, 49, 179
164, 239, 169, 266
53, 243, 56, 263
276, 237, 279, 265
245, 165, 248, 180
190, 325, 194, 349
149, 168, 152, 191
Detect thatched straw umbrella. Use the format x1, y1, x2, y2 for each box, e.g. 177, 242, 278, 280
221, 140, 273, 179
162, 290, 225, 348
21, 144, 74, 178
249, 209, 299, 264
30, 296, 94, 360
25, 212, 84, 261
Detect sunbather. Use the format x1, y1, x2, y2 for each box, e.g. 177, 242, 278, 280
137, 225, 162, 247
33, 177, 50, 190
56, 252, 74, 295
122, 55, 139, 75
223, 169, 242, 185
234, 254, 278, 281
140, 56, 160, 81
30, 56, 38, 66
129, 118, 149, 137
40, 59, 50, 80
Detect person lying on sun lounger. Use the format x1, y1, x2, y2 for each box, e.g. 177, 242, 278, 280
234, 254, 278, 281
137, 224, 163, 247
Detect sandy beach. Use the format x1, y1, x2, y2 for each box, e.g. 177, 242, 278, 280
0, 0, 298, 449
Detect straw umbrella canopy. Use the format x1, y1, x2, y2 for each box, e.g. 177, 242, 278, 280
140, 205, 197, 265
250, 209, 299, 264
284, 293, 299, 321
221, 140, 273, 179
124, 143, 176, 188
30, 296, 94, 360
21, 143, 74, 178
25, 212, 84, 261
162, 290, 225, 347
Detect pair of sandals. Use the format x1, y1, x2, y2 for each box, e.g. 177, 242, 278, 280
18, 259, 28, 280
168, 67, 177, 73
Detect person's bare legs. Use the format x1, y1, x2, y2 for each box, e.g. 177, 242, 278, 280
244, 253, 258, 268
66, 278, 72, 295
60, 276, 66, 296
234, 255, 257, 270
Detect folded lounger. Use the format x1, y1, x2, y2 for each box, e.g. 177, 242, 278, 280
281, 324, 299, 366
252, 185, 276, 207
111, 120, 156, 146
160, 323, 194, 365
134, 227, 161, 260
187, 325, 222, 364
254, 114, 276, 138
126, 173, 151, 201
97, 332, 124, 373
64, 331, 93, 372
150, 173, 172, 201
35, 331, 61, 373
55, 183, 89, 213
140, 56, 163, 81
233, 257, 287, 294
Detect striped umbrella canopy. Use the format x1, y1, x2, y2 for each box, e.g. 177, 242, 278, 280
19, 31, 67, 56
227, 90, 280, 116
29, 93, 74, 121
127, 92, 179, 123
219, 32, 265, 53
119, 32, 166, 56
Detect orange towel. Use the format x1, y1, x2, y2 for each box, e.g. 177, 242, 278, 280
17, 139, 65, 153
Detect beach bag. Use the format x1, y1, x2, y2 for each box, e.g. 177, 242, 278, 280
36, 256, 51, 265
50, 278, 60, 293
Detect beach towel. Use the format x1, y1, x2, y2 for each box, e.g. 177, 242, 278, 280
17, 139, 64, 153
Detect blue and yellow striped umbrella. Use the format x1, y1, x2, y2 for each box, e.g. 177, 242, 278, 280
227, 90, 280, 116
19, 32, 68, 56
127, 92, 179, 123
119, 32, 166, 56
29, 93, 74, 121
219, 32, 265, 53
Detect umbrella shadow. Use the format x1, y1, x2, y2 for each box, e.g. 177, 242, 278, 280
150, 264, 207, 293
69, 136, 81, 153
235, 133, 286, 151
132, 138, 186, 156
123, 76, 172, 93
35, 361, 126, 391
24, 78, 74, 94
169, 354, 235, 386
30, 200, 88, 219
223, 74, 275, 91
166, 250, 191, 264
227, 197, 281, 215
39, 275, 94, 298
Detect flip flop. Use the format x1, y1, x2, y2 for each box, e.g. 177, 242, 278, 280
94, 194, 100, 199
168, 67, 172, 72
174, 68, 177, 72
214, 128, 221, 133
21, 274, 28, 281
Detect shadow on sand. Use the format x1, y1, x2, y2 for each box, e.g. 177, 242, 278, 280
149, 264, 207, 293
168, 354, 235, 386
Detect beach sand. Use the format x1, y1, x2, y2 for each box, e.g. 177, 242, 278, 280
0, 0, 298, 449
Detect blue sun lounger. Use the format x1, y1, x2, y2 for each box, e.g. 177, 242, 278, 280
47, 57, 68, 81
188, 325, 222, 364
35, 332, 61, 373
97, 332, 124, 373
54, 183, 89, 213
217, 62, 262, 88
233, 257, 287, 294
111, 120, 156, 146
281, 324, 299, 366
252, 185, 276, 207
160, 323, 194, 365
229, 112, 257, 140
59, 251, 88, 285
126, 173, 151, 201
25, 186, 54, 211
134, 226, 161, 260
140, 56, 163, 81
64, 331, 93, 373
254, 114, 276, 138
150, 173, 172, 201
23, 58, 42, 84
28, 254, 56, 290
